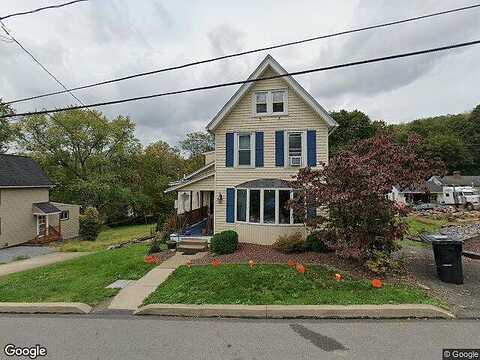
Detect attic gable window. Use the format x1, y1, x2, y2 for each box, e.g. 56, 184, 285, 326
253, 90, 288, 116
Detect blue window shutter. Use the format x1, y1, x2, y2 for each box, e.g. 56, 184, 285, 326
275, 130, 284, 167
226, 188, 235, 223
255, 132, 264, 167
225, 133, 234, 167
307, 130, 317, 167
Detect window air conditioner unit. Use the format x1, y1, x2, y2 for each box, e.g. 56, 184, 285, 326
289, 156, 302, 167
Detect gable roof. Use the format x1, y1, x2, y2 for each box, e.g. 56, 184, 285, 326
439, 175, 480, 187
0, 154, 52, 188
206, 54, 338, 132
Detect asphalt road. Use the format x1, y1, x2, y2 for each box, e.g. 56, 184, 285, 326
0, 314, 478, 360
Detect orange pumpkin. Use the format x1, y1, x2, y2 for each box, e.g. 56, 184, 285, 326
287, 259, 296, 268
144, 256, 155, 264
371, 279, 383, 288
248, 260, 255, 268
335, 273, 342, 282
296, 264, 305, 274
211, 259, 221, 267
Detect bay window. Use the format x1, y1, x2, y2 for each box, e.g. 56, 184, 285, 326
235, 188, 303, 225
236, 189, 247, 222
263, 190, 276, 224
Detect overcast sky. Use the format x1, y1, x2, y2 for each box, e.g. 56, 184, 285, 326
1, 0, 479, 146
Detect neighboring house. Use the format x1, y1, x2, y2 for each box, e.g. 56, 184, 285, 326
0, 154, 80, 248
389, 180, 444, 205
389, 172, 480, 206
166, 55, 338, 244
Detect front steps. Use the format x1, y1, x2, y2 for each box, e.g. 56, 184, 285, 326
177, 238, 209, 255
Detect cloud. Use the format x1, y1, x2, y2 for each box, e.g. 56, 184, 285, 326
310, 0, 480, 98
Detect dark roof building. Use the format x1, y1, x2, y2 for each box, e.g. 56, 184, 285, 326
0, 154, 52, 188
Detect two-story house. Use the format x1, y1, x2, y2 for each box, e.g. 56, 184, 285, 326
166, 55, 337, 245
0, 154, 80, 248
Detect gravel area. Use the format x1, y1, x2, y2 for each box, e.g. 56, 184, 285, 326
0, 245, 57, 264
192, 243, 380, 279
440, 223, 480, 241
464, 239, 480, 253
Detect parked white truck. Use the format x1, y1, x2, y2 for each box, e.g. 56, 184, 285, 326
442, 186, 480, 210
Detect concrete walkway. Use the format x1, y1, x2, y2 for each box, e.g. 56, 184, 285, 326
108, 252, 205, 311
0, 252, 90, 277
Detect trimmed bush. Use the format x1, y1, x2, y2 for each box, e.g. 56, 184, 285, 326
79, 207, 102, 241
304, 230, 332, 253
273, 232, 305, 253
210, 230, 239, 254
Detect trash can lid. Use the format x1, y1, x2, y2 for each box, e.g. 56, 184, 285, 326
420, 234, 463, 244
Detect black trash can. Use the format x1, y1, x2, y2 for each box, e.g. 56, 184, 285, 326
422, 234, 463, 284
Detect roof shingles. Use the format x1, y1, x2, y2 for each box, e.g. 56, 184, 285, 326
0, 154, 52, 188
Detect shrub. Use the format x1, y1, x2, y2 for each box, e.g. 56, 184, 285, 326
273, 232, 305, 253
366, 250, 404, 274
304, 230, 332, 253
210, 230, 238, 254
79, 207, 102, 241
147, 231, 164, 255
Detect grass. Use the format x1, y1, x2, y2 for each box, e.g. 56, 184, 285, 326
0, 245, 154, 305
402, 216, 448, 248
144, 264, 442, 307
58, 223, 155, 252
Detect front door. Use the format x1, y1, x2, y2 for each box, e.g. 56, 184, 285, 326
37, 215, 46, 237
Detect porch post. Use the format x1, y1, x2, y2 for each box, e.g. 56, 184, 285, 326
45, 215, 49, 235
58, 215, 62, 235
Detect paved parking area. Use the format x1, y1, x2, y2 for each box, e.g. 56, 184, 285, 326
403, 245, 480, 318
0, 246, 57, 264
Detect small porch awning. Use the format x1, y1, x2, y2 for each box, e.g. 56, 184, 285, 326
32, 202, 61, 215
236, 178, 293, 189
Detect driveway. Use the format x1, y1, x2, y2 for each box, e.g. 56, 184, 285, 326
403, 245, 480, 318
0, 245, 57, 264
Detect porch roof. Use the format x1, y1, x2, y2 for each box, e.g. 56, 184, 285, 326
165, 171, 215, 193
32, 202, 61, 215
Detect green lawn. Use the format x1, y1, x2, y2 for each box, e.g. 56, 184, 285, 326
144, 264, 442, 306
402, 216, 448, 248
59, 224, 155, 252
0, 245, 154, 305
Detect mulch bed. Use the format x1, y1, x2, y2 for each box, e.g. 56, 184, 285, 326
148, 250, 175, 264
192, 243, 385, 280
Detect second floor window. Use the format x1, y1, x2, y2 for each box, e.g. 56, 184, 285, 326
238, 134, 251, 166
254, 90, 287, 116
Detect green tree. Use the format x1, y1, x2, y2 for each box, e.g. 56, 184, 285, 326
329, 110, 377, 157
137, 140, 185, 217
179, 131, 214, 157
0, 100, 15, 153
16, 109, 141, 219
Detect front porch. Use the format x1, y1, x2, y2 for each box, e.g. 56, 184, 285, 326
31, 202, 63, 244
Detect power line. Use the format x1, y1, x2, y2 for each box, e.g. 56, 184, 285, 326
0, 20, 84, 106
5, 3, 480, 105
3, 39, 479, 119
0, 0, 88, 21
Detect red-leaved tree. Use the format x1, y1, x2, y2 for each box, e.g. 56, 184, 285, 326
291, 135, 441, 269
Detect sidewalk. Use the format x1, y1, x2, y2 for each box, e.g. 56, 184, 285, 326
108, 252, 205, 311
0, 252, 89, 277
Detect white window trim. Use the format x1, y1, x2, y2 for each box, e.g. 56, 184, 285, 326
235, 188, 304, 226
284, 130, 307, 168
252, 89, 288, 117
234, 132, 255, 168
60, 210, 70, 221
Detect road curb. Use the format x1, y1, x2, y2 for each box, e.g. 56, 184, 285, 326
134, 304, 454, 319
0, 302, 92, 314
